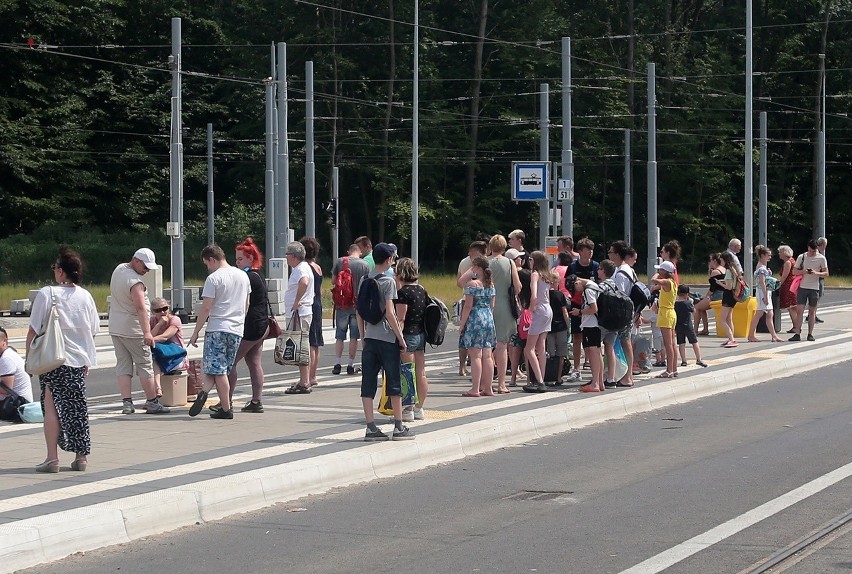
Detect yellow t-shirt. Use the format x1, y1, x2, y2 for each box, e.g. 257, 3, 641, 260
656, 278, 677, 328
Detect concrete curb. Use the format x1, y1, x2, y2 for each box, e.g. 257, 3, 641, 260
3, 341, 852, 573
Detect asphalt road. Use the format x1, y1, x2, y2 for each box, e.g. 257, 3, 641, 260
26, 357, 852, 574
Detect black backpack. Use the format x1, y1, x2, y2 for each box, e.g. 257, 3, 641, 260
423, 294, 449, 346
616, 269, 652, 314
594, 282, 634, 331
356, 275, 385, 325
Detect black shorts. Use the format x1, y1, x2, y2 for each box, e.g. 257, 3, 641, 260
570, 315, 582, 335
721, 289, 737, 308
582, 327, 601, 349
676, 327, 698, 345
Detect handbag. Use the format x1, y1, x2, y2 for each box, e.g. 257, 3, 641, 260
518, 308, 532, 340
25, 287, 67, 376
266, 301, 282, 340
151, 341, 187, 374
18, 401, 43, 424
274, 312, 310, 366
0, 382, 27, 423
733, 277, 750, 302
186, 359, 203, 398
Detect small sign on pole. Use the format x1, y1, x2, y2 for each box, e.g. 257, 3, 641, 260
511, 161, 550, 201
557, 178, 574, 203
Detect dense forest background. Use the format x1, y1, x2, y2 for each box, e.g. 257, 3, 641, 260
2, 0, 850, 282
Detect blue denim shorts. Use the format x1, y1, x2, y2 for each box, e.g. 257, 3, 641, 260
202, 331, 242, 375
404, 332, 426, 353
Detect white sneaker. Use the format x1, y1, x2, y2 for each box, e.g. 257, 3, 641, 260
413, 407, 425, 420
401, 408, 415, 422
562, 370, 581, 383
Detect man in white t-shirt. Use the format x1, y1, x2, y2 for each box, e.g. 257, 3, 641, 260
282, 241, 315, 393
0, 327, 33, 403
789, 239, 829, 342
109, 248, 169, 415
188, 245, 251, 419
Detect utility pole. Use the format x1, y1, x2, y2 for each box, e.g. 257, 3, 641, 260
207, 123, 214, 246
759, 112, 767, 246
305, 61, 316, 238
624, 128, 632, 246
411, 0, 420, 263
817, 53, 826, 238
561, 37, 573, 237
539, 83, 549, 249
276, 42, 289, 256
646, 63, 658, 280
264, 78, 275, 256
168, 17, 184, 312
744, 0, 754, 287
332, 166, 340, 263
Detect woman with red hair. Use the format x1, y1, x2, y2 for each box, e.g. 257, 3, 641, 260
219, 238, 270, 413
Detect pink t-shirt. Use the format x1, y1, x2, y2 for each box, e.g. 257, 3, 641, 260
553, 265, 571, 298
150, 314, 185, 347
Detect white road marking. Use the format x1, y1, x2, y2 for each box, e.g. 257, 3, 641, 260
619, 460, 852, 574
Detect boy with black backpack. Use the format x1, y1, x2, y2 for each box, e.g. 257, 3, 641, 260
356, 243, 414, 441
597, 259, 635, 388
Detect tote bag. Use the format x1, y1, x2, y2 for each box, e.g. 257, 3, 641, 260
274, 312, 310, 366
151, 341, 187, 374
25, 288, 67, 376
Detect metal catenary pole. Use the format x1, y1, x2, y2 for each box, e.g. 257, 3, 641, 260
646, 63, 658, 280
207, 123, 214, 246
332, 166, 340, 263
169, 17, 184, 308
305, 61, 316, 238
759, 112, 767, 246
271, 43, 278, 256
539, 83, 549, 249
561, 37, 574, 237
744, 0, 754, 287
411, 0, 420, 263
624, 128, 632, 246
264, 78, 275, 256
276, 42, 289, 256
817, 53, 826, 238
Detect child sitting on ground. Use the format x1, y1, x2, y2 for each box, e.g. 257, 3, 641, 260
675, 285, 708, 368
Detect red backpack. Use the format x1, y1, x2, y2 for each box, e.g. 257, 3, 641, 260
332, 257, 355, 308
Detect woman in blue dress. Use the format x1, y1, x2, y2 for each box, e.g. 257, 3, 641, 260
458, 257, 497, 397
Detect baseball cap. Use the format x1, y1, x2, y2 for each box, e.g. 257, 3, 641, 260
505, 248, 521, 260
372, 242, 395, 264
133, 248, 158, 270
654, 260, 676, 274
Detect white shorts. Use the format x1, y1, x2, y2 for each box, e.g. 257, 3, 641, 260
758, 295, 773, 312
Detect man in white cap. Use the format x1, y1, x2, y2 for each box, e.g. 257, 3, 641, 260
108, 248, 169, 414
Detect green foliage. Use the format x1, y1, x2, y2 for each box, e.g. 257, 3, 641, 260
2, 0, 851, 277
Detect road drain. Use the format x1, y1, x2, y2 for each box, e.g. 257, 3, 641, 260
503, 490, 574, 502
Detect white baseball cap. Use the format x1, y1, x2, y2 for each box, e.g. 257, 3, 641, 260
654, 260, 676, 274
133, 248, 158, 270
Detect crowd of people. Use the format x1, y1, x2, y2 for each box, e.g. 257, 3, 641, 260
3, 230, 831, 468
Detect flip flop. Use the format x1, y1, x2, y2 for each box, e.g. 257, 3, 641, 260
461, 391, 481, 398
496, 389, 512, 394
722, 341, 738, 348
616, 381, 634, 387
579, 385, 603, 393
656, 371, 674, 378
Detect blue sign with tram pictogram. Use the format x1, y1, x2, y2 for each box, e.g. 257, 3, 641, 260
511, 161, 550, 201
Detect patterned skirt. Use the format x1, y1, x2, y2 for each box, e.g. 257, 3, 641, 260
40, 365, 91, 455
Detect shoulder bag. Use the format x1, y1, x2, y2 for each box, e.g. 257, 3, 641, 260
25, 287, 67, 376
274, 312, 310, 366
0, 381, 27, 423
265, 300, 282, 340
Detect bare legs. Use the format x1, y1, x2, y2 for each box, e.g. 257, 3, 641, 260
117, 373, 159, 402
524, 333, 546, 385
693, 298, 711, 334
494, 341, 509, 392
227, 335, 266, 402
42, 386, 60, 463
719, 306, 736, 344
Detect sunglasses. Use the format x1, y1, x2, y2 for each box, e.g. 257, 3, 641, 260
152, 307, 169, 313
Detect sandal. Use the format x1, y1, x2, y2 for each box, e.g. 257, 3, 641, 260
656, 371, 674, 378
461, 391, 481, 398
285, 384, 312, 394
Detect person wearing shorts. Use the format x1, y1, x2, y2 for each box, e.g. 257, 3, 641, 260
108, 248, 169, 415
545, 286, 570, 385
567, 274, 604, 393
789, 239, 829, 342
331, 244, 370, 375
188, 244, 251, 420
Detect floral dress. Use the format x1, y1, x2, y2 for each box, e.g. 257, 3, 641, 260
460, 285, 496, 349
